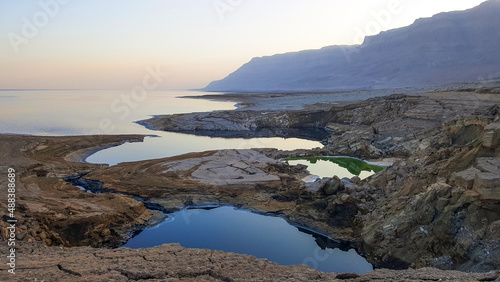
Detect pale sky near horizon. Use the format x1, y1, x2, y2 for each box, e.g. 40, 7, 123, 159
0, 0, 490, 90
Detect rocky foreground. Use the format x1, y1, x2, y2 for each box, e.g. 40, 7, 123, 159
1, 88, 500, 280
2, 243, 499, 281
0, 135, 164, 248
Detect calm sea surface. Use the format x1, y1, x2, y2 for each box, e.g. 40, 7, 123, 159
0, 90, 322, 164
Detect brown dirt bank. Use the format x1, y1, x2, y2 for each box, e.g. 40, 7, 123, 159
0, 134, 163, 248
1, 243, 499, 281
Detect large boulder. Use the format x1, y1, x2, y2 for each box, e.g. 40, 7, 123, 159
483, 123, 500, 149
451, 167, 481, 189
321, 175, 345, 195
453, 158, 500, 200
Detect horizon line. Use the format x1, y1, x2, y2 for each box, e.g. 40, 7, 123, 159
0, 88, 192, 91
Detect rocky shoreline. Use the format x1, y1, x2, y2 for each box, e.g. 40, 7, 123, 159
0, 134, 168, 248
1, 88, 500, 280
137, 89, 500, 271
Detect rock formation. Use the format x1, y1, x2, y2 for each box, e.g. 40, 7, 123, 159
2, 243, 499, 281
0, 135, 163, 248
136, 89, 500, 271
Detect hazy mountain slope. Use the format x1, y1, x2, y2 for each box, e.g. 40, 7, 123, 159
204, 0, 500, 92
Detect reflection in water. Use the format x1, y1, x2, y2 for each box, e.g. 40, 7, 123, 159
296, 226, 351, 252
0, 90, 323, 165
86, 133, 322, 165
163, 127, 330, 142
286, 157, 385, 179
0, 90, 237, 136
123, 206, 373, 274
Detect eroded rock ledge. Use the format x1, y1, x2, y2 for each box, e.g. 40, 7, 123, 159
2, 243, 499, 281
139, 91, 499, 159
0, 134, 164, 248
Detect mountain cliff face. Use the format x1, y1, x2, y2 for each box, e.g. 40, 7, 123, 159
204, 0, 500, 92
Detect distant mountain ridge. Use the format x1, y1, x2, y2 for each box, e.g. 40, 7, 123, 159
204, 0, 500, 92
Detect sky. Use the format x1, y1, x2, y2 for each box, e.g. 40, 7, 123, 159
0, 0, 490, 90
